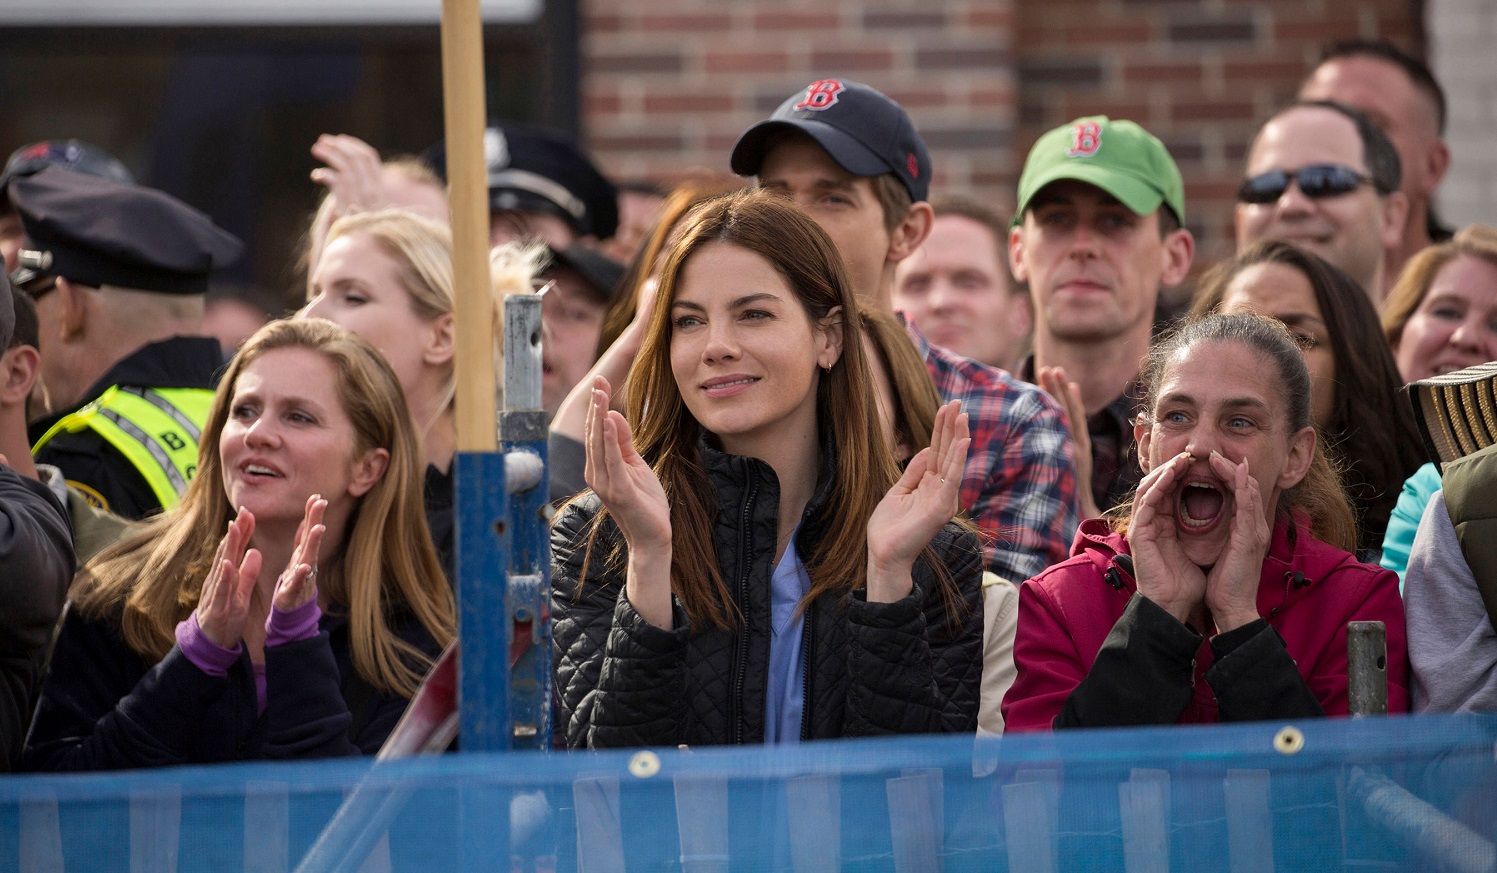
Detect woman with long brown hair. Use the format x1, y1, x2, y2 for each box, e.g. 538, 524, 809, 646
23, 319, 455, 770
551, 190, 983, 748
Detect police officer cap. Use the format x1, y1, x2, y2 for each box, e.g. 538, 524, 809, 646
0, 139, 134, 205
427, 122, 618, 240
10, 167, 243, 295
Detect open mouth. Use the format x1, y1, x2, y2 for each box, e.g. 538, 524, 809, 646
1176, 480, 1226, 532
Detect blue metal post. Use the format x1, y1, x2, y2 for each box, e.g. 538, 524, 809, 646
499, 293, 551, 751
455, 450, 509, 751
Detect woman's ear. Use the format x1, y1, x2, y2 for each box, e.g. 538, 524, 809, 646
424, 313, 456, 366
347, 447, 391, 498
1277, 425, 1316, 490
818, 305, 845, 369
1135, 419, 1154, 473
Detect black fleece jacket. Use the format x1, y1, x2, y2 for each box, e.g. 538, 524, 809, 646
21, 605, 437, 771
551, 440, 983, 749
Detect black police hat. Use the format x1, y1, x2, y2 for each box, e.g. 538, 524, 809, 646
427, 122, 618, 240
10, 167, 243, 295
0, 139, 133, 206
731, 79, 933, 203
543, 243, 625, 303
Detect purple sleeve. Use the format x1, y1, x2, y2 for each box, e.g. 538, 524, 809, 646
174, 612, 242, 678
266, 599, 321, 648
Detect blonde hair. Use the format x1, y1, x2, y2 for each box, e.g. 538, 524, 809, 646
71, 319, 455, 697
1383, 224, 1497, 349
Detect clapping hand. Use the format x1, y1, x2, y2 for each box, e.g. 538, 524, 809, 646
865, 400, 970, 603
1127, 451, 1207, 624
272, 494, 327, 612
584, 376, 674, 627
196, 507, 262, 650
1038, 365, 1101, 520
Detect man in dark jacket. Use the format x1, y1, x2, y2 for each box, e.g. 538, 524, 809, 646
0, 264, 75, 770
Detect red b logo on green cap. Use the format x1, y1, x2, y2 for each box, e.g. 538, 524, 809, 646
1067, 122, 1103, 158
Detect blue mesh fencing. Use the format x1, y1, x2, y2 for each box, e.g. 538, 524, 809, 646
4, 713, 1496, 872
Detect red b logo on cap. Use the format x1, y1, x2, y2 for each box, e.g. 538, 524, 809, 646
1067, 122, 1103, 158
795, 80, 845, 111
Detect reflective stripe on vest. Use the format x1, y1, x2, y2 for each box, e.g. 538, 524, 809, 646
32, 385, 215, 510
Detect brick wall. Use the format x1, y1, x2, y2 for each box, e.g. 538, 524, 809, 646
580, 0, 1423, 279
579, 0, 1018, 210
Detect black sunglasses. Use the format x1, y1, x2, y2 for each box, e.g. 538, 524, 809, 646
1235, 164, 1381, 205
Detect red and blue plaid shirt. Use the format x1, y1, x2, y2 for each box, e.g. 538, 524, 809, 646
906, 321, 1080, 583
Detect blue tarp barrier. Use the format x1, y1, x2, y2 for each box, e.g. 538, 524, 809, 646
3, 714, 1495, 872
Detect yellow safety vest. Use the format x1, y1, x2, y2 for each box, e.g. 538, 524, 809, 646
32, 385, 215, 511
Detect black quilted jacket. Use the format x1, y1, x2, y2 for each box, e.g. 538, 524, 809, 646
551, 440, 984, 749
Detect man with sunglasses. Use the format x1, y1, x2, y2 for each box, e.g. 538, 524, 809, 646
1235, 101, 1408, 303
1300, 40, 1453, 293
1009, 116, 1195, 519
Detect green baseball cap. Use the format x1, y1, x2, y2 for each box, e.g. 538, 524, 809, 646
1014, 116, 1185, 226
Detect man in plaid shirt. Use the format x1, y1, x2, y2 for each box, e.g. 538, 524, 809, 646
731, 79, 1080, 583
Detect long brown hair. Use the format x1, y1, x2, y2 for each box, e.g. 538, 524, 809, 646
585, 189, 928, 631
1115, 313, 1358, 552
71, 319, 455, 697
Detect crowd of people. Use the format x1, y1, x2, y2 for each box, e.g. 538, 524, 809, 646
0, 36, 1494, 778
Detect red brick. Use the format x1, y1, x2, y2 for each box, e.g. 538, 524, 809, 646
591, 131, 687, 152
963, 7, 1014, 30
1060, 97, 1152, 124
1167, 14, 1257, 44
1221, 58, 1314, 83
1268, 14, 1363, 43
1062, 22, 1156, 43
862, 10, 947, 30
916, 46, 1011, 70
883, 88, 957, 110
639, 11, 735, 32
642, 92, 732, 114
752, 11, 841, 31
1124, 60, 1205, 84
585, 91, 624, 116
969, 86, 1018, 109
1170, 98, 1257, 122
1019, 58, 1106, 88
590, 51, 686, 75
809, 48, 897, 72
703, 49, 790, 75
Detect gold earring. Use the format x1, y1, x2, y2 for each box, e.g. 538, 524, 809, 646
822, 362, 832, 374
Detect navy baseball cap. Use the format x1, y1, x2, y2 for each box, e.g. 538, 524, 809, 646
731, 79, 932, 202
10, 167, 244, 295
427, 122, 618, 240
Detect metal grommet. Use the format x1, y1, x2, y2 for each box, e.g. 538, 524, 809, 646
628, 750, 661, 778
1274, 725, 1305, 755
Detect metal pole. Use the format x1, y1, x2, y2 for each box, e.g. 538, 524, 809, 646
1347, 621, 1388, 717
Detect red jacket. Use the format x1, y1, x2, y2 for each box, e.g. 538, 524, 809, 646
1002, 515, 1409, 732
